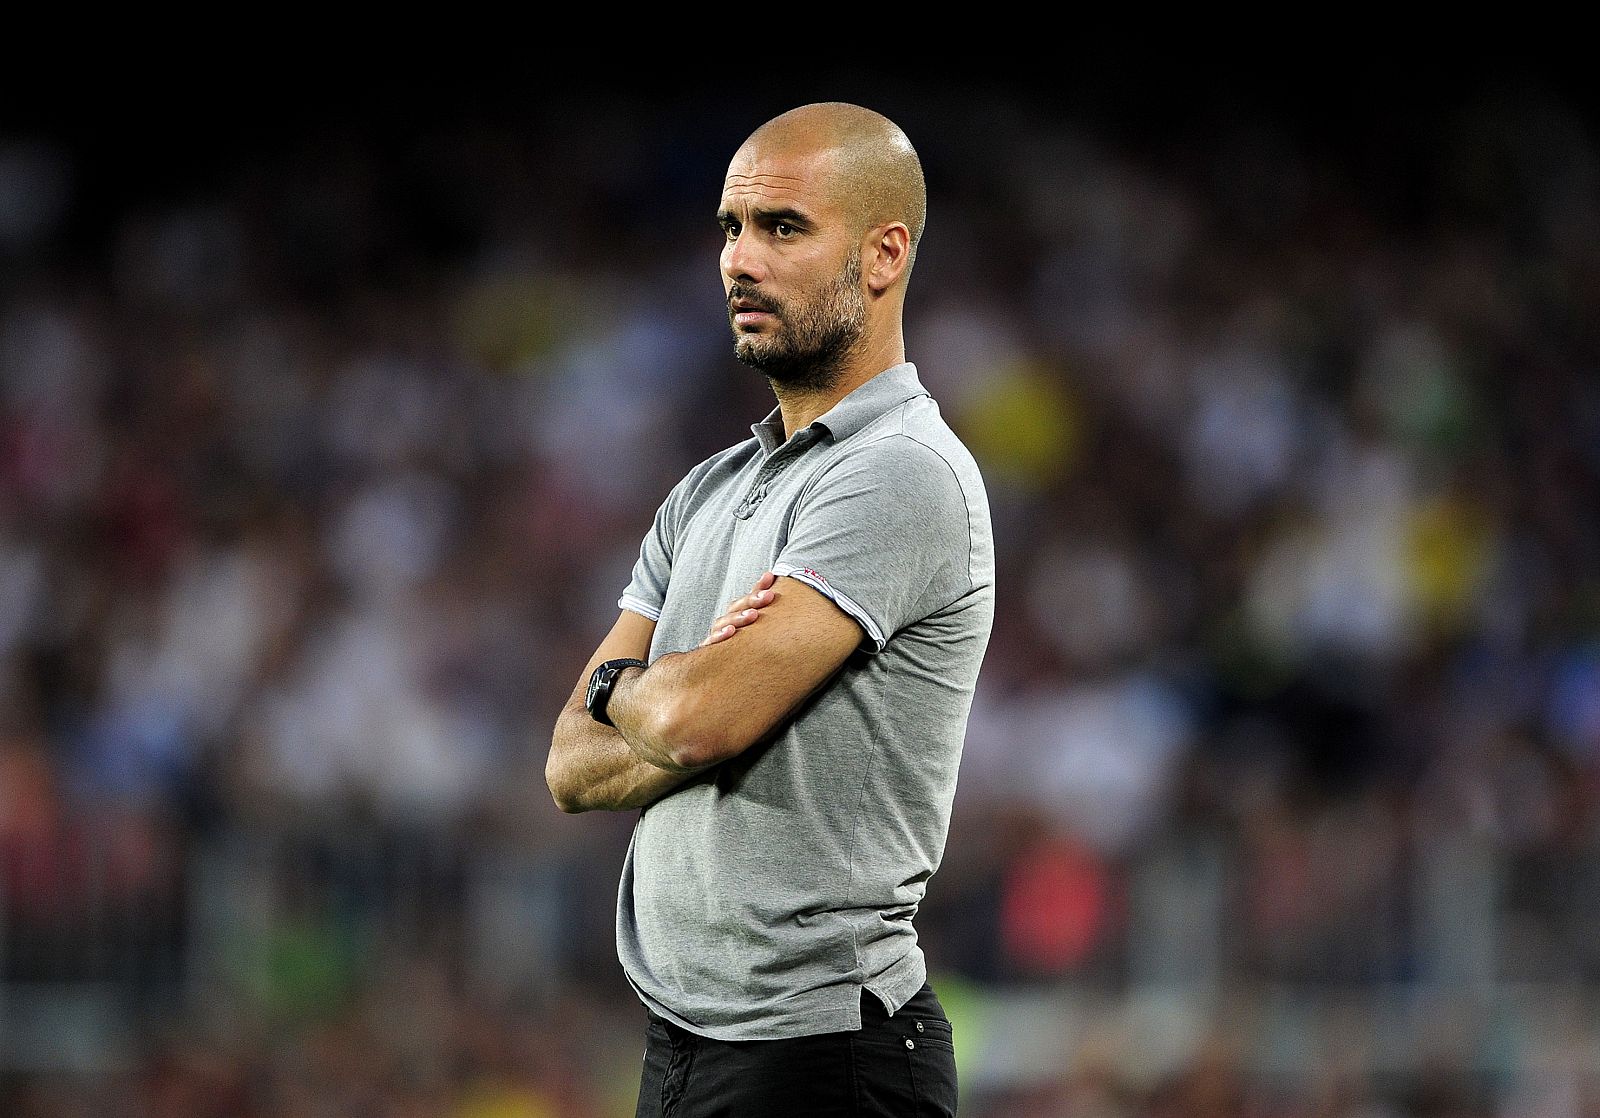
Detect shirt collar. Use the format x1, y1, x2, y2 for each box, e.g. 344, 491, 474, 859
749, 363, 929, 455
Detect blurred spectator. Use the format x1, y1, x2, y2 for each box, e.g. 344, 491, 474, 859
1, 79, 1597, 1114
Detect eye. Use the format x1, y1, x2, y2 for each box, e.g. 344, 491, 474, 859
721, 219, 741, 240
774, 222, 796, 238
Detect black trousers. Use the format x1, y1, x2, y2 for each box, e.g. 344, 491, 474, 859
634, 983, 958, 1117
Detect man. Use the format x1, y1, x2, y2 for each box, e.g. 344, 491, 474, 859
547, 102, 994, 1116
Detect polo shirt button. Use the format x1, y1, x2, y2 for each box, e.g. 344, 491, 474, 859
904, 1038, 915, 1050
915, 1021, 924, 1033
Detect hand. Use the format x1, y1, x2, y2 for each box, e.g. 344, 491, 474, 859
700, 570, 777, 647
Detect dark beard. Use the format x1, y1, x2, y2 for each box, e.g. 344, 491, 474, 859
729, 251, 866, 393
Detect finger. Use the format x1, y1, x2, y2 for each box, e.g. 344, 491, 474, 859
720, 587, 774, 616
739, 588, 774, 610
751, 570, 776, 593
701, 606, 762, 646
700, 623, 738, 647
717, 607, 763, 632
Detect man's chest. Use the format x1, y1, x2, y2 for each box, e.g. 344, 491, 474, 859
649, 456, 817, 659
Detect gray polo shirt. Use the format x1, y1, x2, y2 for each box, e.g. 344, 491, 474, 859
614, 362, 995, 1041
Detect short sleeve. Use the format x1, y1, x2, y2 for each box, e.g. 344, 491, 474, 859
618, 480, 682, 622
773, 436, 973, 653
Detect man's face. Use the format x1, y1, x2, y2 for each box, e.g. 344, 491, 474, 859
718, 144, 867, 389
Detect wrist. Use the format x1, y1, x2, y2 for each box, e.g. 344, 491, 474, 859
586, 658, 647, 727
610, 666, 702, 774
604, 664, 647, 732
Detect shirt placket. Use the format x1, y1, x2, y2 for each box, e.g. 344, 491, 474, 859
734, 430, 819, 520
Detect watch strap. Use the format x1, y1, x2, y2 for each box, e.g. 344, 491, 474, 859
586, 657, 647, 726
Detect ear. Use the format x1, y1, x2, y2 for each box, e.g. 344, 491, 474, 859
862, 222, 911, 294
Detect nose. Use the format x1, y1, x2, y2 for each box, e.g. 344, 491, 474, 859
721, 227, 765, 286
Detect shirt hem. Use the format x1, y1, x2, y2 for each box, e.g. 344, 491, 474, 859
863, 947, 927, 1018
622, 944, 928, 1041
625, 974, 864, 1041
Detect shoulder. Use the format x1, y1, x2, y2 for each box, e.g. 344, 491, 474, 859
688, 435, 762, 480
894, 396, 987, 487
799, 427, 976, 565
828, 397, 988, 512
822, 397, 994, 590
666, 437, 762, 508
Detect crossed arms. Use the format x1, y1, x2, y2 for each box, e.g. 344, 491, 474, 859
545, 571, 863, 813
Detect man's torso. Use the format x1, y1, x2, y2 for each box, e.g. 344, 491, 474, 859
614, 364, 995, 1040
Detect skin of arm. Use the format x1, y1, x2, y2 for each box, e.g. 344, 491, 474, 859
546, 574, 862, 812
546, 608, 691, 814
546, 573, 776, 813
606, 574, 862, 773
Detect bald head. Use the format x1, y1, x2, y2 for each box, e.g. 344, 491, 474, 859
737, 103, 927, 272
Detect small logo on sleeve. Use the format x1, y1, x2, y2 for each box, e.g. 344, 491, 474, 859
799, 567, 830, 587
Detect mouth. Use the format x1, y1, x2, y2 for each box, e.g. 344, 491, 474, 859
732, 308, 775, 329
729, 293, 779, 329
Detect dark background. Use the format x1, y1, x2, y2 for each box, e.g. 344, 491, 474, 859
1, 62, 1597, 1115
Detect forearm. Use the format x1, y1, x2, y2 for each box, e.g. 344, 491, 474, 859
546, 573, 851, 809
608, 643, 823, 771
546, 699, 698, 813
604, 655, 704, 771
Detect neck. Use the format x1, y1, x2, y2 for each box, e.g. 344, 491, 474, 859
773, 328, 905, 439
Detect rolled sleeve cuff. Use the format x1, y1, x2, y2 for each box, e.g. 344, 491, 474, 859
618, 594, 662, 622
771, 563, 887, 653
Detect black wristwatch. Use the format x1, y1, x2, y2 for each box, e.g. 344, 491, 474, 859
585, 658, 647, 726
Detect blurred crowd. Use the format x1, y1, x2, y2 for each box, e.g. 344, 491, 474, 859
1, 82, 1598, 1115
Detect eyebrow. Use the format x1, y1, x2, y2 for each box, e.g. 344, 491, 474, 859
717, 206, 813, 228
